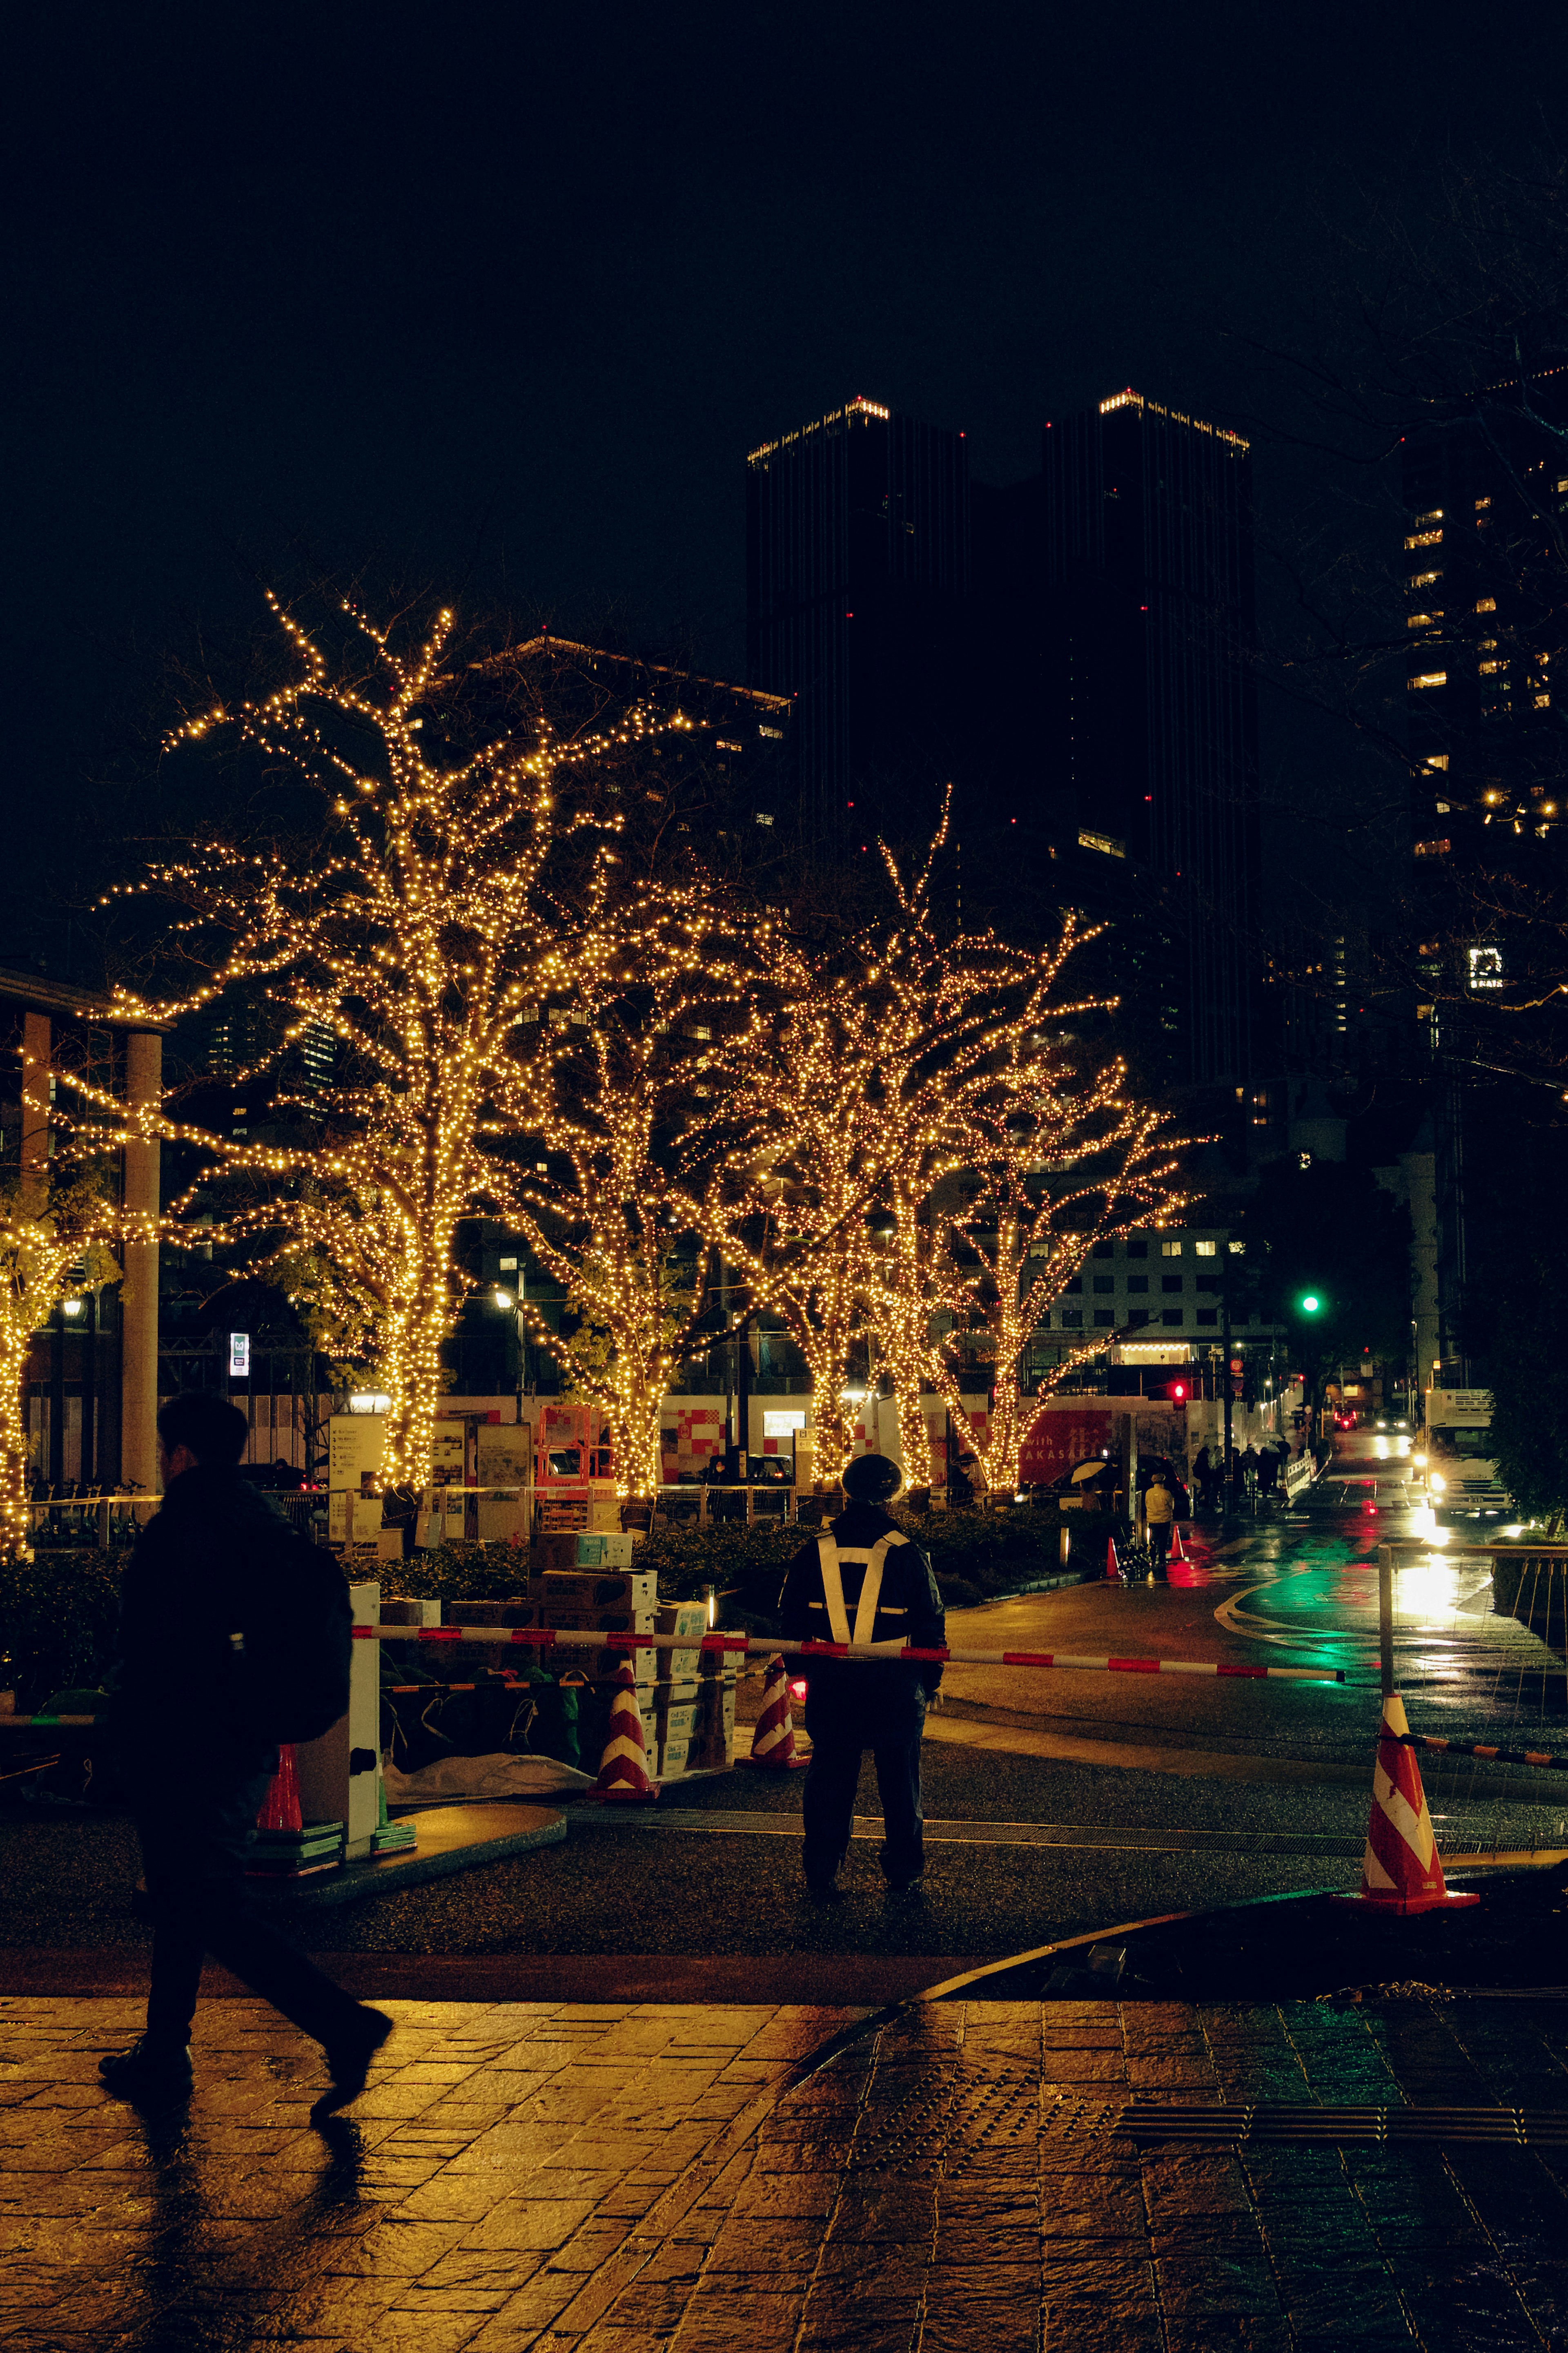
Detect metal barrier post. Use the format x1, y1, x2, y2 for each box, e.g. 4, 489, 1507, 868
1376, 1543, 1395, 1699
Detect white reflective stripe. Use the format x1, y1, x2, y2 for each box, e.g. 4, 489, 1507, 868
816, 1536, 851, 1645
815, 1533, 909, 1648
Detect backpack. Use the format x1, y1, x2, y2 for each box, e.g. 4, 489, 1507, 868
230, 1526, 354, 1744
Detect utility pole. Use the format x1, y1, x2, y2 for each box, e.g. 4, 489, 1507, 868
1221, 1246, 1234, 1516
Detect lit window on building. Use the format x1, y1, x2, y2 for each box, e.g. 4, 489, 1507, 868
1468, 946, 1504, 992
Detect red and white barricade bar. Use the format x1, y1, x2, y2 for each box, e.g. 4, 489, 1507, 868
357, 1625, 1344, 1683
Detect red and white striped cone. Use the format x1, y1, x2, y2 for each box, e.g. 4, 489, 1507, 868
1105, 1534, 1119, 1580
1169, 1521, 1187, 1563
742, 1655, 807, 1771
1332, 1693, 1479, 1917
590, 1666, 659, 1804
256, 1745, 303, 1833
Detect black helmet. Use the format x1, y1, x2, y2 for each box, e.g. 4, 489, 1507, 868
841, 1452, 904, 1505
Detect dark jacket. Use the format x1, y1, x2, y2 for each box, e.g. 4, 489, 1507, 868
778, 1503, 947, 1705
108, 1463, 292, 1784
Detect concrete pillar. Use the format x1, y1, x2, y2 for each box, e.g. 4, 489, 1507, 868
120, 1030, 163, 1494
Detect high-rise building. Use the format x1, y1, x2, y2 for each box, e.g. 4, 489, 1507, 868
746, 396, 969, 846
1042, 388, 1261, 1091
1400, 362, 1567, 1383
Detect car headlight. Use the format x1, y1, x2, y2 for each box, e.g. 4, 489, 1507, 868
1413, 1453, 1428, 1468
1429, 1474, 1447, 1492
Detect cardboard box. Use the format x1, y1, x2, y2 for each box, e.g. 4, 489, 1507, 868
446, 1599, 535, 1628
699, 1720, 737, 1768
538, 1566, 656, 1609
380, 1598, 443, 1628
656, 1602, 707, 1678
534, 1532, 640, 1573
541, 1601, 657, 1637
655, 1678, 701, 1742
657, 1735, 693, 1777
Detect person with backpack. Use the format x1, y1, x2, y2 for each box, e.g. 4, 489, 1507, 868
98, 1392, 392, 2115
777, 1452, 945, 1896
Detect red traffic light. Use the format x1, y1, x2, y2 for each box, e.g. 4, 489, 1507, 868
1170, 1382, 1187, 1400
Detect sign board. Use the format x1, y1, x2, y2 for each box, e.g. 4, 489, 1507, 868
477, 1421, 533, 1490
328, 1413, 385, 1492
1018, 1401, 1189, 1489
229, 1332, 250, 1379
1430, 1389, 1492, 1421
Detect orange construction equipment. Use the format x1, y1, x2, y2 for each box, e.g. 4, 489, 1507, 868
1333, 1693, 1479, 1917
256, 1744, 303, 1833
590, 1665, 659, 1803
742, 1655, 807, 1771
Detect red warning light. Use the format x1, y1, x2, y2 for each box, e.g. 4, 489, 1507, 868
1171, 1382, 1187, 1400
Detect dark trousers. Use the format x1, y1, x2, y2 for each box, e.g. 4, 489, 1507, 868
1147, 1522, 1172, 1571
801, 1688, 926, 1886
136, 1771, 364, 2050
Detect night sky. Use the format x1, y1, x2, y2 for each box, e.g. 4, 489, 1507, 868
9, 2, 1565, 974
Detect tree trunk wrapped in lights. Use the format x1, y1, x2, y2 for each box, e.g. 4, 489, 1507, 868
490, 885, 768, 1501
924, 1037, 1191, 1494
0, 1169, 123, 1557
100, 595, 700, 1492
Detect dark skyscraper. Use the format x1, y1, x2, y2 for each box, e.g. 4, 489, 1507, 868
1043, 388, 1261, 1091
746, 396, 969, 845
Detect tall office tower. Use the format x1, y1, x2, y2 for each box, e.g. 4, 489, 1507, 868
1043, 388, 1261, 1093
746, 396, 970, 846
1401, 363, 1567, 1382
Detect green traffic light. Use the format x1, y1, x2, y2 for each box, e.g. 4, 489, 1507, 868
1299, 1293, 1322, 1315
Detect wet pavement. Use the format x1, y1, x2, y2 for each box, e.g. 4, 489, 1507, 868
5, 1989, 1568, 2351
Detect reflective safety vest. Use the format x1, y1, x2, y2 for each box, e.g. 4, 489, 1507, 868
811, 1532, 914, 1649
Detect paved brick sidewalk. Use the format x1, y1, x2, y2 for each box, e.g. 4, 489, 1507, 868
3, 1993, 1567, 2351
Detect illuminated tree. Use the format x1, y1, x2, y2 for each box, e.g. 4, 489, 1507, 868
708, 810, 1114, 1485
491, 878, 768, 1499
922, 1034, 1190, 1492
102, 594, 700, 1490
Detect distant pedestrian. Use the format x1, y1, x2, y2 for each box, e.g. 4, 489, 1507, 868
99, 1393, 392, 2116
1257, 1444, 1280, 1500
1193, 1444, 1214, 1512
779, 1453, 946, 1896
1230, 1445, 1245, 1505
1143, 1472, 1176, 1574
949, 1450, 982, 1510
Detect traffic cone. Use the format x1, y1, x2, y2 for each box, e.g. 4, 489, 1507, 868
256, 1745, 303, 1833
590, 1665, 659, 1803
1105, 1534, 1119, 1580
1332, 1693, 1479, 1917
742, 1655, 807, 1771
1169, 1521, 1187, 1563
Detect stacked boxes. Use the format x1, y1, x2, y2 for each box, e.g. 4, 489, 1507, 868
656, 1600, 707, 1677
534, 1532, 641, 1572
655, 1678, 701, 1776
695, 1671, 739, 1769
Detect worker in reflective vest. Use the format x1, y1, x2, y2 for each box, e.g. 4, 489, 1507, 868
777, 1452, 946, 1897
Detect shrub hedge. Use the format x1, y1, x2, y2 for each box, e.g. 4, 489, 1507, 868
0, 1548, 126, 1711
